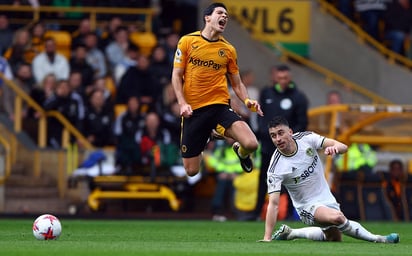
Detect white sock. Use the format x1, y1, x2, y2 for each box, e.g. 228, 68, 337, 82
338, 220, 382, 242
289, 227, 326, 241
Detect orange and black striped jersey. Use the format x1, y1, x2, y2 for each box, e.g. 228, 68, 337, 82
173, 31, 239, 110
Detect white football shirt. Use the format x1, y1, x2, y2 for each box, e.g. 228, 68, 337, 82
267, 132, 338, 211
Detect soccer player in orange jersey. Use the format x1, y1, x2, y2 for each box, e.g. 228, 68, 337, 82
171, 2, 263, 176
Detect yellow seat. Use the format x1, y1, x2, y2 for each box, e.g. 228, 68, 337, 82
114, 104, 127, 118
105, 76, 117, 101
44, 30, 72, 59
129, 32, 157, 56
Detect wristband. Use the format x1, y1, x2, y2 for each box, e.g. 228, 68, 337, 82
244, 98, 257, 112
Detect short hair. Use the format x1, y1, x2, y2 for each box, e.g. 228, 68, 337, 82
274, 64, 290, 72
203, 2, 227, 16
268, 116, 289, 129
203, 2, 227, 23
389, 159, 404, 170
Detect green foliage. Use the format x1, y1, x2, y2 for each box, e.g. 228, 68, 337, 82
0, 219, 409, 256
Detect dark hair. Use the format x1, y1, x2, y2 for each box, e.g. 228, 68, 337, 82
203, 2, 227, 16
389, 159, 404, 170
274, 64, 290, 72
268, 116, 289, 129
203, 2, 227, 24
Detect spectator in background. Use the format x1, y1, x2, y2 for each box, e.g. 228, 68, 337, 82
98, 15, 122, 49
67, 71, 86, 125
163, 32, 179, 64
230, 69, 259, 132
4, 28, 37, 74
43, 79, 80, 148
30, 21, 47, 55
383, 0, 412, 55
334, 143, 378, 173
383, 159, 407, 221
150, 45, 172, 89
0, 55, 14, 89
113, 43, 139, 85
92, 77, 112, 104
2, 62, 34, 121
83, 88, 115, 148
69, 43, 94, 88
354, 0, 387, 40
206, 138, 244, 222
32, 37, 70, 84
326, 90, 347, 135
84, 32, 107, 79
161, 100, 181, 146
71, 17, 93, 49
105, 26, 130, 72
114, 96, 144, 174
0, 14, 13, 55
135, 111, 174, 168
116, 54, 160, 110
255, 64, 309, 221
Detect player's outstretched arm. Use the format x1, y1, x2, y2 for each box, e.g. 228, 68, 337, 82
261, 192, 281, 241
229, 73, 263, 116
322, 137, 348, 156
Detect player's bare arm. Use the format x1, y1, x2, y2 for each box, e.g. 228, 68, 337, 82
322, 138, 348, 156
229, 73, 264, 116
262, 192, 281, 241
171, 66, 193, 118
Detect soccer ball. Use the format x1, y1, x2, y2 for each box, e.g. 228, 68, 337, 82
32, 214, 62, 240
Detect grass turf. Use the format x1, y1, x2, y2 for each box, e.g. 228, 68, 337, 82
0, 219, 410, 256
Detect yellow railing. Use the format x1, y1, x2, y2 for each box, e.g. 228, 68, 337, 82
309, 104, 412, 175
0, 5, 155, 32
273, 44, 392, 104
317, 0, 412, 69
0, 73, 93, 149
0, 134, 11, 186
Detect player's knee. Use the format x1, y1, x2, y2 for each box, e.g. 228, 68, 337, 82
243, 138, 258, 151
331, 212, 346, 225
185, 168, 199, 177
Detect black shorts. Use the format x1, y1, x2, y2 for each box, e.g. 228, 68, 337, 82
180, 104, 241, 158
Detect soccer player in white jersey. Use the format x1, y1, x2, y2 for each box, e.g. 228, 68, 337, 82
260, 116, 399, 243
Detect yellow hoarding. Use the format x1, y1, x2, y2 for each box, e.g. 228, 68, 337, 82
219, 0, 311, 55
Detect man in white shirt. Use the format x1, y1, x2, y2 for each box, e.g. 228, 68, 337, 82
260, 116, 399, 243
32, 37, 70, 84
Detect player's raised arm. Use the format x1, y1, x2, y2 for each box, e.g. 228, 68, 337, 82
322, 137, 348, 156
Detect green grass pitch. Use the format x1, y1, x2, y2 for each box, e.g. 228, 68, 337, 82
0, 219, 410, 256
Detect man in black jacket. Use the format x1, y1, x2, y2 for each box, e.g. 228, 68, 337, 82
255, 64, 309, 220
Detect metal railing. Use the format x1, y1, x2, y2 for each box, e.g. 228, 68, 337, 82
273, 44, 392, 104
317, 0, 412, 69
309, 103, 412, 176
0, 5, 155, 32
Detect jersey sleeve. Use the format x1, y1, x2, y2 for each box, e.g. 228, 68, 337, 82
306, 132, 325, 150
173, 36, 189, 69
267, 173, 282, 194
226, 44, 239, 75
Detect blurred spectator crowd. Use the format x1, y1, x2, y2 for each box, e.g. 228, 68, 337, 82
0, 0, 198, 175
330, 0, 412, 57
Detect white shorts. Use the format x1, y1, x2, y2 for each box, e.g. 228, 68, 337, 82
297, 202, 341, 226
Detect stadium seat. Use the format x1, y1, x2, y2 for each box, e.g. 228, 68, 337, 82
358, 172, 396, 221
114, 104, 127, 117
335, 171, 361, 220
129, 31, 157, 56
403, 174, 412, 221
105, 76, 117, 100
44, 30, 72, 59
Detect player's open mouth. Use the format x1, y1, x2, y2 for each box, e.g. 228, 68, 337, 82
218, 19, 226, 28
